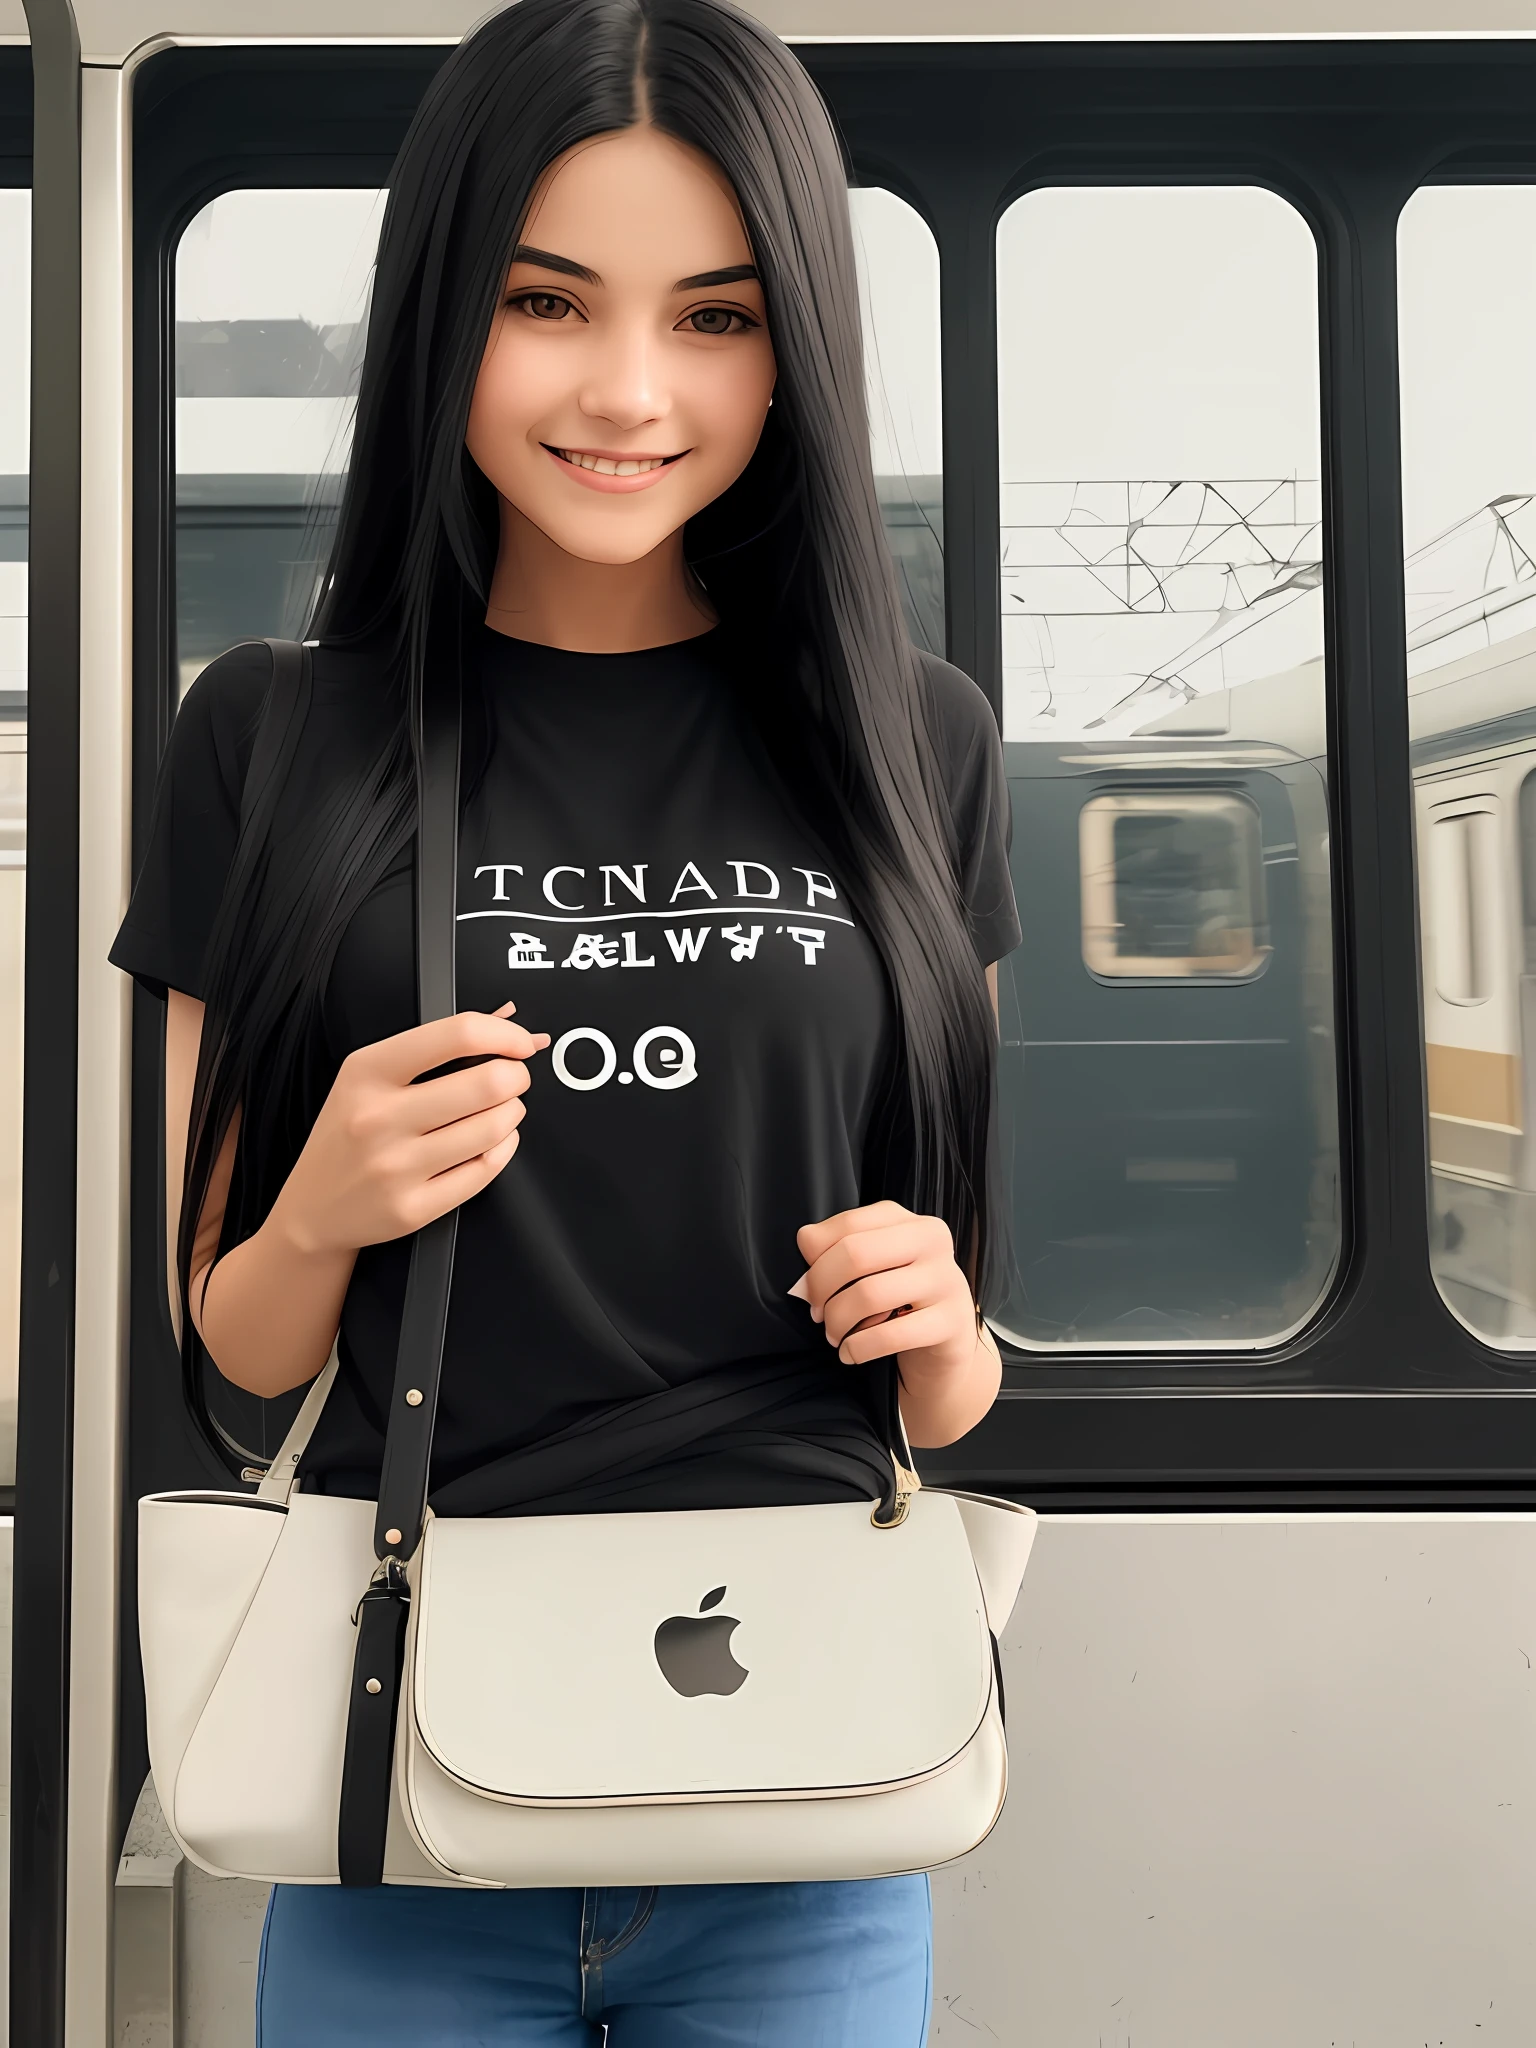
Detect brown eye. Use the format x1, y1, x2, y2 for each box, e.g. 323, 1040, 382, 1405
684, 307, 750, 336
513, 292, 572, 321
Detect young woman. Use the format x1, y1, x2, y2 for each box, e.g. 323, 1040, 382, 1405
113, 0, 1021, 2039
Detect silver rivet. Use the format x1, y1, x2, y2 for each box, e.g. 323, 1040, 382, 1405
405, 1389, 423, 1407
365, 1678, 382, 1696
384, 1527, 402, 1546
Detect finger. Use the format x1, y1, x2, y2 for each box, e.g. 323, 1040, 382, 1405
396, 1146, 514, 1229
410, 1057, 532, 1135
412, 1097, 526, 1179
479, 1125, 522, 1175
820, 1263, 949, 1349
795, 1201, 914, 1268
837, 1303, 952, 1367
360, 1011, 549, 1086
801, 1224, 933, 1320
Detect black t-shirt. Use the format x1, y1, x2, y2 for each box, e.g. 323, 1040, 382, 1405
111, 625, 1020, 1515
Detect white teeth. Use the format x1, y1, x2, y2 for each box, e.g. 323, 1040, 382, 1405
560, 450, 667, 476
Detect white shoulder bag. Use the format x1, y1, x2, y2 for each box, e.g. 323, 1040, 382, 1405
138, 643, 1037, 1888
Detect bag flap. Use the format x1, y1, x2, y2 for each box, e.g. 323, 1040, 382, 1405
410, 1493, 993, 1804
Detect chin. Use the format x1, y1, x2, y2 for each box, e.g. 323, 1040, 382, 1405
543, 521, 680, 568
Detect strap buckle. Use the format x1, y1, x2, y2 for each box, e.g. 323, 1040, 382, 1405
351, 1555, 410, 1626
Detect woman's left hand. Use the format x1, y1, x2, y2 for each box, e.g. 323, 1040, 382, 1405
793, 1200, 981, 1380
792, 1201, 1000, 1448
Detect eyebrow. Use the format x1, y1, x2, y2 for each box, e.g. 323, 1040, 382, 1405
510, 245, 760, 294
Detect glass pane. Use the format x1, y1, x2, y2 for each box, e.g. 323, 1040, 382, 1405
174, 187, 385, 693
850, 186, 943, 654
1398, 185, 1536, 1347
994, 187, 1339, 1350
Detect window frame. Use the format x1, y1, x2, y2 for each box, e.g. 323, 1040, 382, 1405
0, 50, 31, 1543
122, 44, 1536, 1590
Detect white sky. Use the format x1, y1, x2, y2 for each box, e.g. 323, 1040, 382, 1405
998, 184, 1321, 484
1398, 185, 1536, 557
995, 185, 1325, 736
851, 186, 942, 480
176, 186, 386, 328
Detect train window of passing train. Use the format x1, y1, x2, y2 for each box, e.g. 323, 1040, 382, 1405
172, 184, 937, 689
0, 183, 25, 1483
1079, 791, 1268, 981
991, 186, 1339, 1351
1399, 186, 1536, 1351
1427, 800, 1499, 1008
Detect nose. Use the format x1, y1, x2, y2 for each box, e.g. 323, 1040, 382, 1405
576, 315, 667, 435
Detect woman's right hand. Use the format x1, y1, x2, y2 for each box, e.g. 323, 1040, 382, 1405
268, 1002, 550, 1257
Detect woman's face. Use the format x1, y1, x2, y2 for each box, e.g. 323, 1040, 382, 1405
466, 125, 777, 567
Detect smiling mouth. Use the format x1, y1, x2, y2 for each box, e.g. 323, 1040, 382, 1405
547, 446, 687, 478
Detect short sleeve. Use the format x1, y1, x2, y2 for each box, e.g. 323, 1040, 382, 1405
108, 643, 273, 1001
917, 651, 1022, 968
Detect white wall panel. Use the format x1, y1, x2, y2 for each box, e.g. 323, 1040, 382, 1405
933, 1515, 1536, 2047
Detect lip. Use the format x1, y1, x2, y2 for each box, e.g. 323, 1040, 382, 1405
542, 444, 687, 495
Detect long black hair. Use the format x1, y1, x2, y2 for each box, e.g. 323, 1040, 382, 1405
181, 0, 1001, 1422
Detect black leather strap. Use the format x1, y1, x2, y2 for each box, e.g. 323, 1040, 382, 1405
371, 659, 462, 1563
340, 660, 461, 1886
338, 1567, 410, 1886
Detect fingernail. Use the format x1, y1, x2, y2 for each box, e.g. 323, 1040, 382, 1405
786, 1273, 811, 1302
495, 1001, 517, 1016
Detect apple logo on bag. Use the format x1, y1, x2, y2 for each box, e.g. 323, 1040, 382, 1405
653, 1586, 749, 1697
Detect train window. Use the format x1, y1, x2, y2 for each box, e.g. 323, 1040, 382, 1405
992, 186, 1339, 1350
1079, 791, 1268, 981
0, 183, 24, 1481
174, 187, 385, 690
1427, 800, 1498, 1007
1399, 187, 1536, 1350
850, 186, 942, 655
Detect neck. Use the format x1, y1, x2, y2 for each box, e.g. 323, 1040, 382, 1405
483, 497, 716, 653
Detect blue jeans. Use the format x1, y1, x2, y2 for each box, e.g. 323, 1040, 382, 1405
256, 1876, 933, 2045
